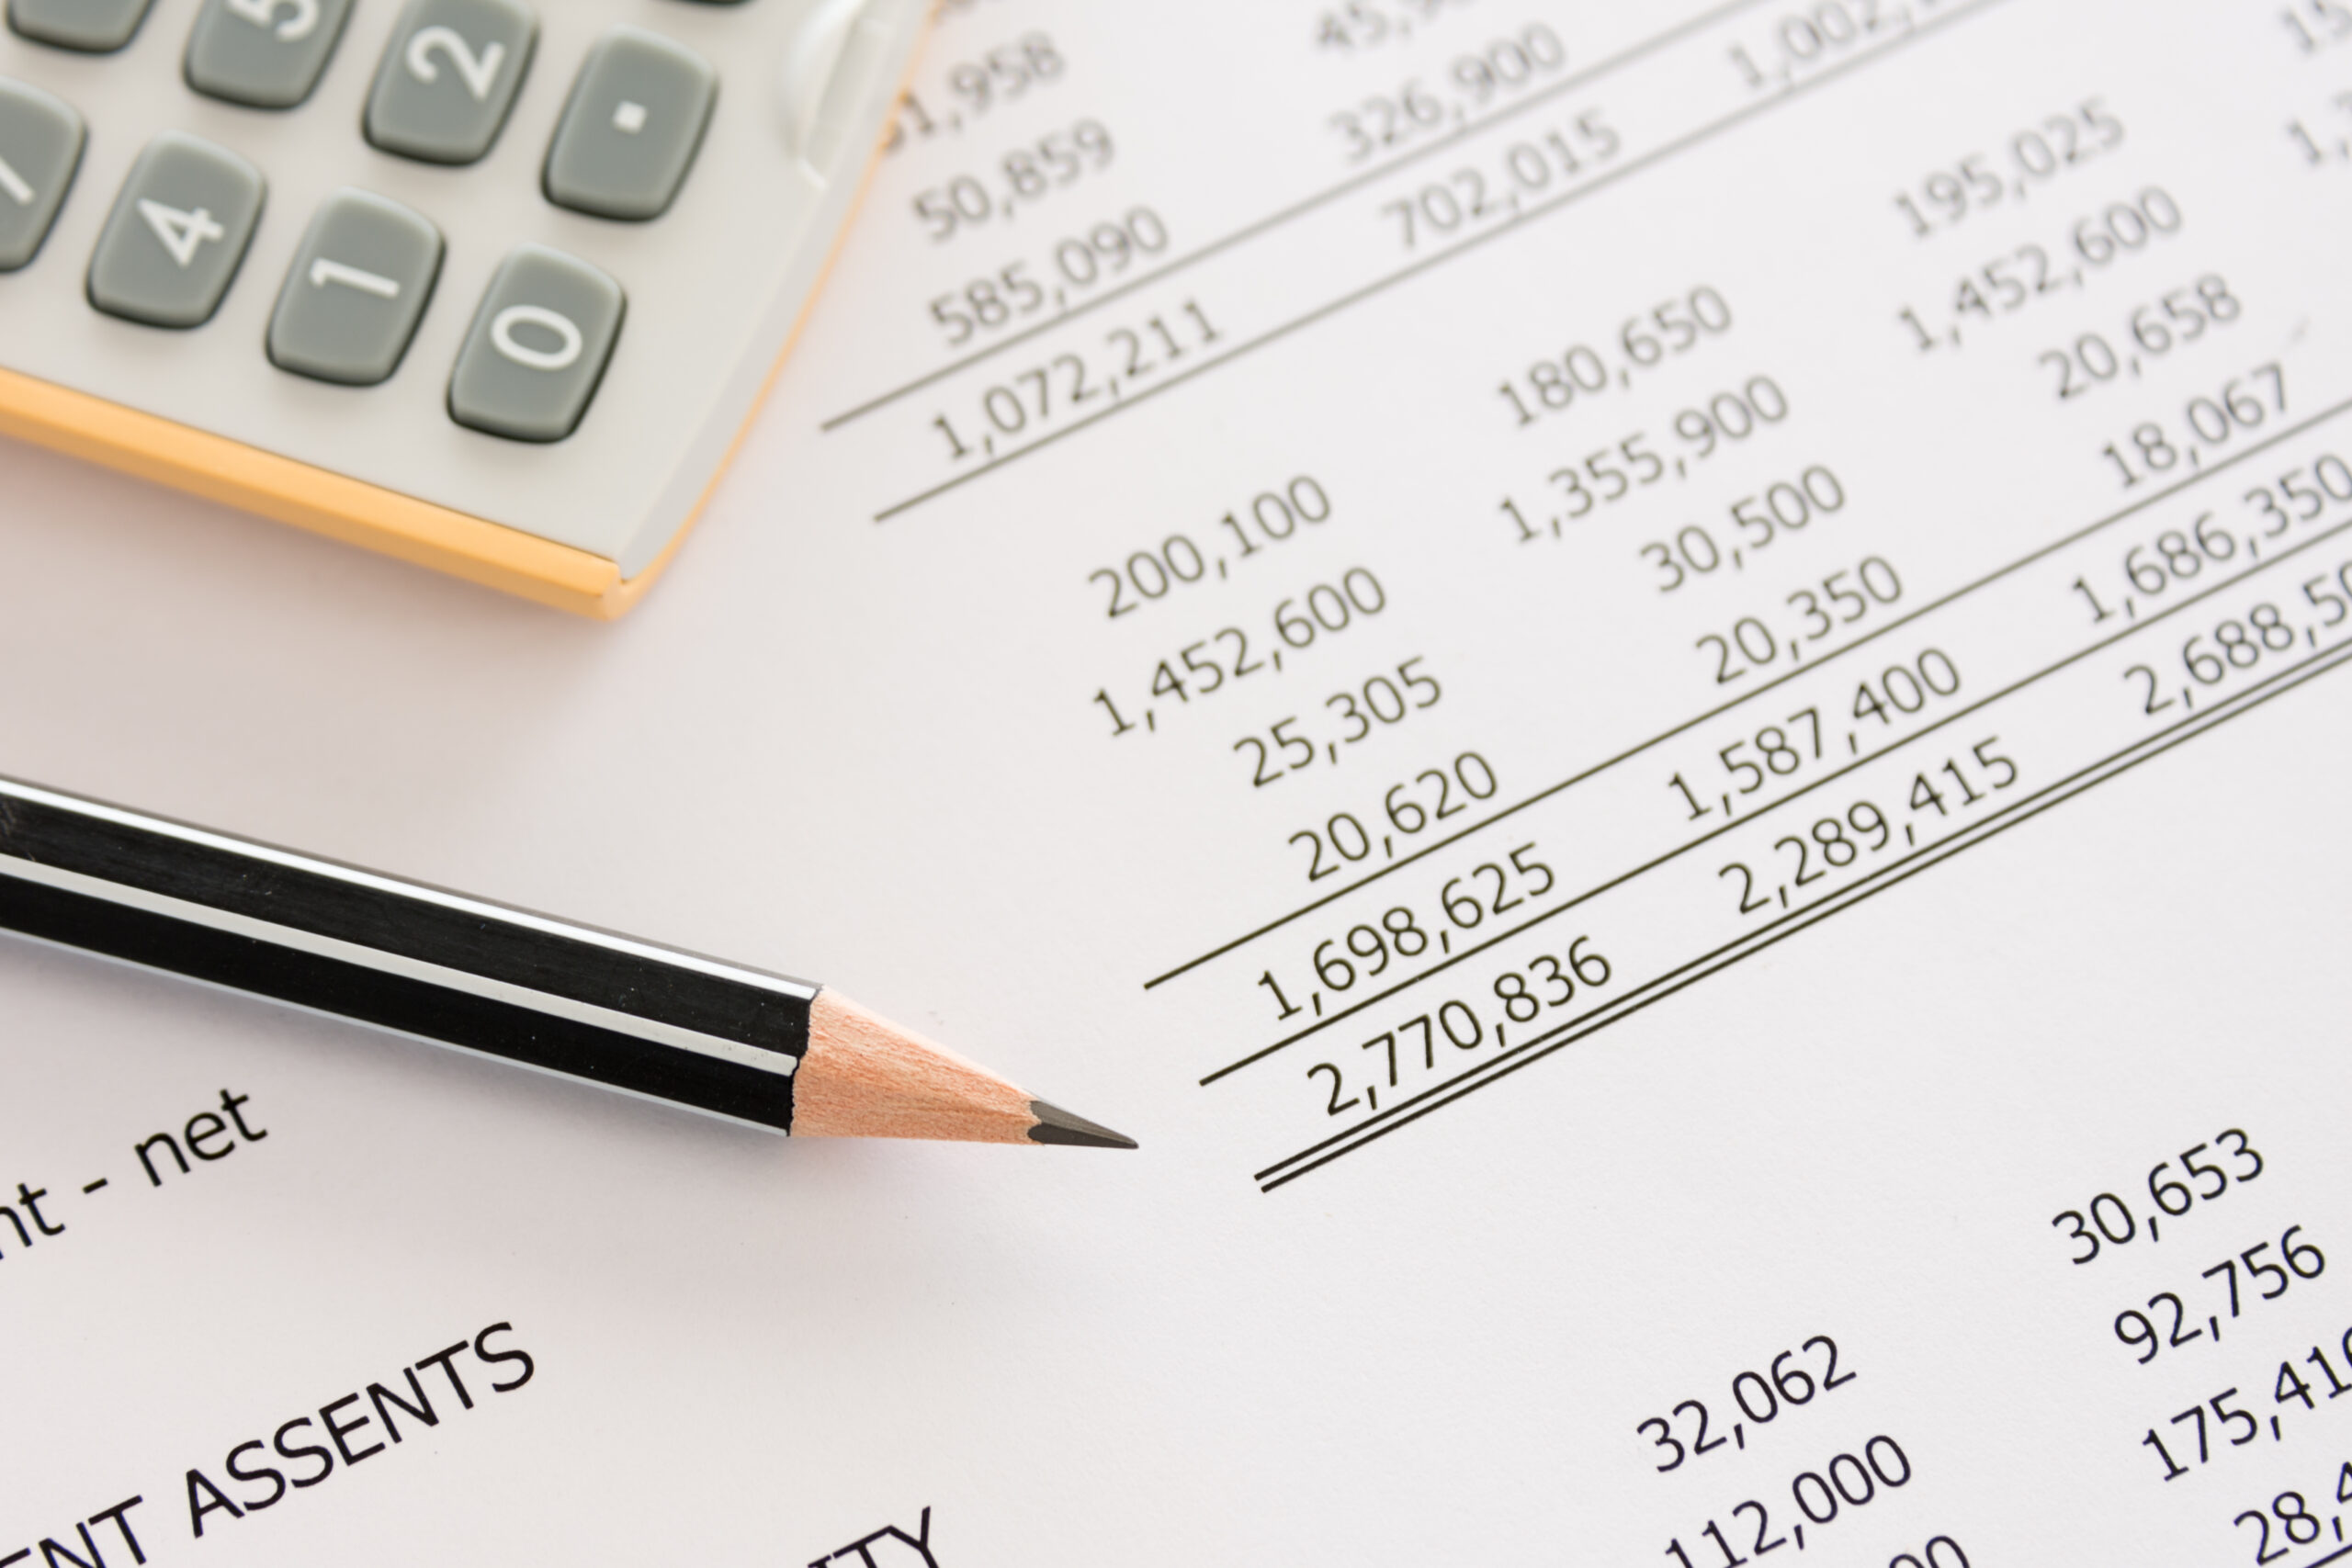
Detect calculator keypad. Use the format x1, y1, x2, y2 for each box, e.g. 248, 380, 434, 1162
8, 0, 911, 441
6, 0, 154, 54
267, 188, 439, 386
0, 76, 81, 270
0, 0, 930, 582
543, 27, 713, 222
184, 0, 355, 110
447, 244, 621, 443
86, 130, 264, 328
363, 0, 535, 166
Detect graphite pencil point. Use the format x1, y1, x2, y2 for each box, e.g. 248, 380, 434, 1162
795, 990, 1133, 1146
1025, 1100, 1139, 1149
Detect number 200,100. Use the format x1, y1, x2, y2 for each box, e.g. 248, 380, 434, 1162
1091, 476, 1330, 618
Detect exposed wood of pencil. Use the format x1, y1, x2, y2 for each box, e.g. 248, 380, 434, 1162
794, 990, 1136, 1147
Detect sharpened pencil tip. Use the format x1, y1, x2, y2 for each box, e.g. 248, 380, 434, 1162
1026, 1100, 1138, 1149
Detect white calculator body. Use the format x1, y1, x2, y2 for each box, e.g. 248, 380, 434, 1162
0, 0, 930, 615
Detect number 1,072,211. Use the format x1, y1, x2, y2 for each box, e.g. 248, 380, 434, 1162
929, 301, 1222, 463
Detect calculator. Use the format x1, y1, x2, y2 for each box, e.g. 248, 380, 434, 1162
0, 0, 930, 616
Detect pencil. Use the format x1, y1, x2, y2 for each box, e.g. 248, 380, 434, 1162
0, 774, 1134, 1149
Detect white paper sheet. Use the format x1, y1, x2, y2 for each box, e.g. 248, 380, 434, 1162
9, 1, 2352, 1562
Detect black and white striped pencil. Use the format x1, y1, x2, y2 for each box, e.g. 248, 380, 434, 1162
0, 774, 1135, 1149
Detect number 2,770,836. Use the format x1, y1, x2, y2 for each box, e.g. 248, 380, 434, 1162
1301, 929, 1609, 1118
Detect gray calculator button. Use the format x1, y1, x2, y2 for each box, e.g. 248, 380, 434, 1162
0, 78, 84, 271
266, 189, 440, 385
185, 0, 356, 109
86, 131, 265, 328
543, 28, 715, 221
6, 0, 154, 52
447, 245, 622, 442
364, 0, 536, 165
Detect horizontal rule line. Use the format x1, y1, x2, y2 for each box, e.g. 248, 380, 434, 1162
818, 0, 1776, 431
1202, 501, 2352, 1082
870, 0, 2011, 523
1257, 636, 2352, 1190
1149, 384, 2352, 991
